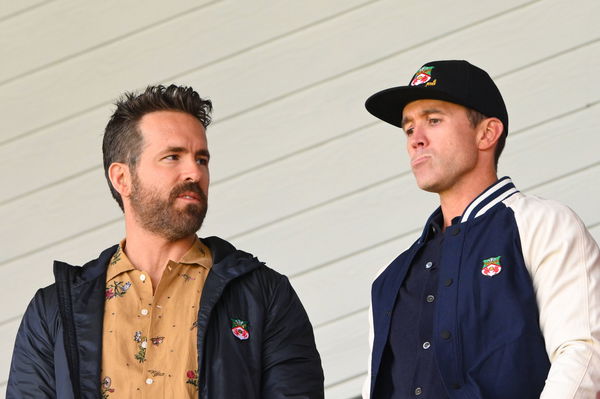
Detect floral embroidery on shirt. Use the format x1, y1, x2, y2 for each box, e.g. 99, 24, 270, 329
101, 376, 115, 398
133, 330, 147, 362
148, 369, 165, 377
179, 273, 196, 282
105, 281, 131, 300
186, 369, 199, 390
150, 336, 165, 346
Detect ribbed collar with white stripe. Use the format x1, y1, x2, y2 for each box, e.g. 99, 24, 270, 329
419, 176, 519, 242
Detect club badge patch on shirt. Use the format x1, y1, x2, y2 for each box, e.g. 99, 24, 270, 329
481, 256, 502, 277
230, 318, 250, 340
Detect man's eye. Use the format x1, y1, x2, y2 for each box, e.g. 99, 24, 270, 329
404, 127, 414, 136
197, 158, 209, 166
164, 155, 178, 160
429, 118, 441, 125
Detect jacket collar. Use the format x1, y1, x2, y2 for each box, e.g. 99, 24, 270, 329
54, 236, 262, 285
418, 176, 519, 243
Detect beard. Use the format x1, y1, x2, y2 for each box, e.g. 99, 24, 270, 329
129, 172, 208, 242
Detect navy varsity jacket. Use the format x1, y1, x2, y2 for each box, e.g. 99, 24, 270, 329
365, 177, 600, 399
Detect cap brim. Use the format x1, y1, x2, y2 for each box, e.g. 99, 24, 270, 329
365, 86, 464, 129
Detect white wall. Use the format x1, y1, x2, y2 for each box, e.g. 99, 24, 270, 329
1, 1, 599, 397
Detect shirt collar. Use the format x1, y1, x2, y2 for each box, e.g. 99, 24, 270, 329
179, 238, 212, 269
106, 237, 212, 281
106, 239, 135, 281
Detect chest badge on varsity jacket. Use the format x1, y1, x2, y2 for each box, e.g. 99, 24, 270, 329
481, 256, 502, 277
231, 318, 250, 340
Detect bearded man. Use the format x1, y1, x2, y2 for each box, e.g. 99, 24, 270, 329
7, 85, 324, 399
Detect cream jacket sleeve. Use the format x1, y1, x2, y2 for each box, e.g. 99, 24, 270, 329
507, 194, 600, 399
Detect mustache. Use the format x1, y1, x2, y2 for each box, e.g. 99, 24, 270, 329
169, 182, 207, 202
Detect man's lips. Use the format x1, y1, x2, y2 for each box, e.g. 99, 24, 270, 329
177, 192, 202, 202
411, 154, 431, 168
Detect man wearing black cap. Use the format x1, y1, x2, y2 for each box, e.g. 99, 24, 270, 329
363, 60, 600, 398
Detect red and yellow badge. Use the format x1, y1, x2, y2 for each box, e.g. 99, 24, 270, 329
481, 256, 502, 277
410, 66, 434, 86
231, 318, 250, 340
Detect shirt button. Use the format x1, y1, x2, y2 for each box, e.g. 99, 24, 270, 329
415, 387, 422, 395
141, 308, 149, 316
444, 278, 453, 287
140, 274, 146, 282
425, 261, 433, 269
426, 295, 435, 303
422, 341, 431, 349
441, 330, 452, 340
146, 378, 153, 385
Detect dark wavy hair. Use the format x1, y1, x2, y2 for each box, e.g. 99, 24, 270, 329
102, 84, 213, 211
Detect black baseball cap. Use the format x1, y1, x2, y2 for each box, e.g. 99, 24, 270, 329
365, 60, 508, 134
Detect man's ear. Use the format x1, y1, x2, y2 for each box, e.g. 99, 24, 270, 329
108, 162, 132, 198
477, 117, 504, 151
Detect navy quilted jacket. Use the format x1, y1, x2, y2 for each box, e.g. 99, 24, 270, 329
8, 236, 324, 398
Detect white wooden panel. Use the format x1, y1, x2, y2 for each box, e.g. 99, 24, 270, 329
202, 123, 407, 239
528, 164, 600, 224
0, 0, 529, 200
2, 0, 595, 204
177, 0, 528, 128
0, 221, 123, 323
292, 234, 414, 327
500, 102, 600, 184
0, 318, 19, 393
0, 0, 46, 21
325, 374, 365, 399
0, 0, 214, 83
0, 168, 120, 264
194, 0, 600, 182
0, 0, 369, 143
314, 311, 369, 387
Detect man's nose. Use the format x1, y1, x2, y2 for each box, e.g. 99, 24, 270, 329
183, 160, 206, 182
409, 125, 427, 148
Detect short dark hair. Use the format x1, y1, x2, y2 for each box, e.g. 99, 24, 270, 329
465, 107, 506, 170
102, 84, 213, 211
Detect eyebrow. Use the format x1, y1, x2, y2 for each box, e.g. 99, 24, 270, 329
163, 146, 211, 159
401, 108, 445, 129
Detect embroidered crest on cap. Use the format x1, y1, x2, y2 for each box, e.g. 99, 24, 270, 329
231, 318, 250, 340
481, 256, 502, 277
410, 66, 434, 86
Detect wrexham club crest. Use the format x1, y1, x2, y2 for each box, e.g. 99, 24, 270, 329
481, 256, 502, 277
410, 66, 434, 86
231, 319, 250, 340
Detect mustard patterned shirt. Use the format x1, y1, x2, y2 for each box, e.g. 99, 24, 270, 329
101, 238, 212, 398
